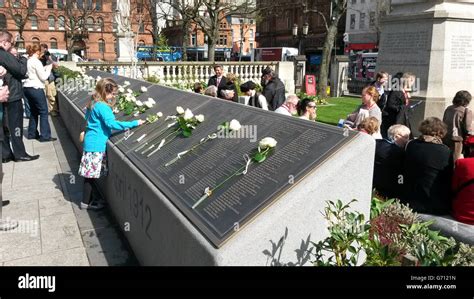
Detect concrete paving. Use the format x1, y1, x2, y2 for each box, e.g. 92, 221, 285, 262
0, 115, 138, 266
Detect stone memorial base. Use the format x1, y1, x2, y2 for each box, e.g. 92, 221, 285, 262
58, 70, 375, 265
117, 33, 135, 62
376, 0, 474, 125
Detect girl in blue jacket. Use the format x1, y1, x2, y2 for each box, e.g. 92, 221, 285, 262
78, 78, 144, 210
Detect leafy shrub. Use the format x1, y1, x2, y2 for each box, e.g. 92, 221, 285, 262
55, 66, 82, 80
296, 92, 329, 105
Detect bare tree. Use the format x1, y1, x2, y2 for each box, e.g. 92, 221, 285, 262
58, 0, 96, 60
5, 0, 35, 41
192, 0, 257, 62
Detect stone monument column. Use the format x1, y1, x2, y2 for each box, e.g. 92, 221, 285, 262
115, 0, 135, 62
376, 0, 474, 128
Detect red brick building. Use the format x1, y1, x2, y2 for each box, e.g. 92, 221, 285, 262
0, 0, 153, 61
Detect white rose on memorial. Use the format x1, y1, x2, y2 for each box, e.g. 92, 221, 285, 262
157, 112, 163, 118
136, 100, 144, 107
144, 101, 153, 108
118, 86, 125, 93
123, 81, 130, 86
176, 106, 185, 114
259, 137, 277, 149
195, 114, 205, 123
96, 76, 102, 80
127, 88, 133, 94
183, 109, 194, 121
229, 119, 241, 131
141, 86, 148, 93
147, 98, 156, 105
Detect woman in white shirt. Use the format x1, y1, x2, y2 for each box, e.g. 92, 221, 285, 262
23, 44, 56, 142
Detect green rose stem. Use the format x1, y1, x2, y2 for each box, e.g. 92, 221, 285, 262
191, 147, 271, 210
146, 129, 182, 157
165, 133, 218, 167
141, 127, 180, 155
134, 121, 177, 153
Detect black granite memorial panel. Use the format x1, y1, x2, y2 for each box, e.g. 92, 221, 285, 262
66, 71, 357, 248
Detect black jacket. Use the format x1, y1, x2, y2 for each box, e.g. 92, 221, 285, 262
262, 77, 285, 111
401, 139, 453, 215
0, 49, 28, 102
383, 90, 405, 123
207, 75, 227, 99
373, 139, 405, 199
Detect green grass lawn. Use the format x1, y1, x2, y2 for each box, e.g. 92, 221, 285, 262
316, 97, 361, 126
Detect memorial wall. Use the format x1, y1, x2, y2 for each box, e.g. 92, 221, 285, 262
58, 70, 375, 265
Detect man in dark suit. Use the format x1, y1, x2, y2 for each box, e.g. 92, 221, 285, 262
373, 124, 410, 199
0, 30, 39, 163
261, 67, 286, 111
207, 65, 227, 99
0, 75, 18, 231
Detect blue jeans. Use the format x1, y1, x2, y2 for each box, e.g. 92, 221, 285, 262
24, 87, 51, 140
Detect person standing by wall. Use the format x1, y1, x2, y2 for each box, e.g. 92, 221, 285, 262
261, 67, 286, 111
23, 44, 56, 142
40, 44, 59, 117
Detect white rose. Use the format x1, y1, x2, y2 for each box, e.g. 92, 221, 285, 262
195, 114, 205, 123
176, 106, 185, 114
136, 100, 144, 107
96, 76, 102, 80
141, 86, 148, 93
128, 95, 137, 103
229, 119, 241, 131
147, 98, 156, 104
183, 109, 194, 121
127, 88, 133, 94
123, 81, 130, 86
157, 112, 163, 118
259, 137, 277, 149
118, 86, 125, 93
144, 101, 153, 108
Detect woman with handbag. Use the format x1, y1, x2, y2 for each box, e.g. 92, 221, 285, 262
442, 90, 473, 161
78, 78, 144, 210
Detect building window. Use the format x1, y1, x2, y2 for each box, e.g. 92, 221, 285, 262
14, 14, 21, 29
50, 38, 58, 49
16, 37, 24, 49
138, 21, 144, 33
249, 29, 254, 39
86, 0, 93, 10
0, 0, 4, 7
57, 0, 63, 9
98, 39, 105, 53
47, 0, 54, 8
191, 33, 196, 46
369, 11, 376, 28
249, 42, 254, 50
219, 22, 226, 29
76, 0, 83, 9
97, 17, 104, 31
30, 15, 38, 30
58, 16, 65, 30
32, 37, 40, 46
113, 17, 117, 32
350, 14, 356, 30
13, 0, 20, 8
0, 14, 5, 29
112, 0, 116, 11
95, 0, 102, 10
48, 16, 55, 30
218, 34, 227, 46
28, 0, 36, 9
87, 17, 94, 31
359, 13, 366, 29
137, 0, 143, 13
138, 40, 145, 46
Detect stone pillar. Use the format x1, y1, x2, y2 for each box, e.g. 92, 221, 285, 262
331, 55, 350, 98
376, 0, 474, 122
275, 62, 296, 95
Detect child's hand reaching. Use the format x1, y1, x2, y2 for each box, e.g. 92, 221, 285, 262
137, 119, 146, 126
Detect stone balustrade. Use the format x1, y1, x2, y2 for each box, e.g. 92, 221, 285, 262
76, 61, 279, 86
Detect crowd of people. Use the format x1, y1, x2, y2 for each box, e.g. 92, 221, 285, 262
198, 65, 317, 121
349, 71, 474, 225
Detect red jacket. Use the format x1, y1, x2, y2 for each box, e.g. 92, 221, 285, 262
452, 157, 474, 224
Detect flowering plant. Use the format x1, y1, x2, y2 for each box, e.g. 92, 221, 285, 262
165, 119, 241, 167
116, 85, 155, 115
191, 137, 277, 209
139, 107, 204, 157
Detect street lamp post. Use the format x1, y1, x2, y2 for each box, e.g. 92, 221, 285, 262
292, 22, 309, 55
239, 18, 244, 62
